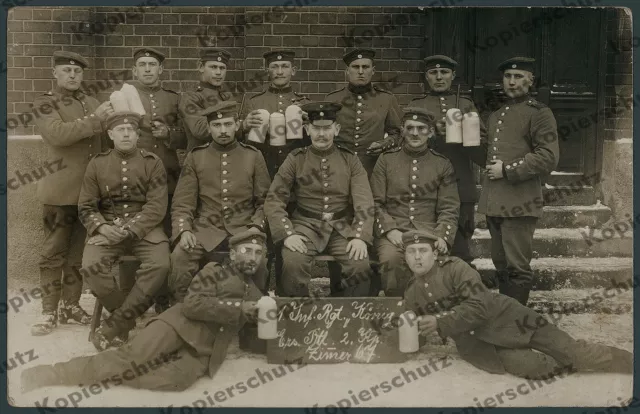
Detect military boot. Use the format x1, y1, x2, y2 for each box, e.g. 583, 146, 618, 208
21, 365, 62, 392
58, 300, 91, 325
30, 311, 58, 336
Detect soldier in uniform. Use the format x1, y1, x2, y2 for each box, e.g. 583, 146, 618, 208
21, 230, 268, 393
241, 49, 311, 296
265, 102, 374, 297
31, 50, 114, 336
401, 230, 632, 379
410, 55, 487, 268
325, 48, 403, 177
179, 48, 235, 151
78, 111, 170, 350
371, 107, 460, 296
479, 57, 560, 305
169, 101, 271, 301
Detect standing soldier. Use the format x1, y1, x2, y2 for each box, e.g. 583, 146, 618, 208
179, 48, 235, 151
410, 55, 487, 268
168, 101, 271, 301
371, 107, 459, 296
78, 111, 170, 350
265, 102, 374, 297
325, 48, 403, 177
241, 49, 310, 296
31, 51, 114, 336
480, 57, 559, 305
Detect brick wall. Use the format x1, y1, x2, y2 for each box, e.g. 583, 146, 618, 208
6, 6, 427, 136
604, 8, 633, 141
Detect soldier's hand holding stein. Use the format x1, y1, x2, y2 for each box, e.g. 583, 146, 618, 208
284, 234, 309, 253
417, 314, 438, 336
93, 101, 115, 121
243, 110, 267, 130
386, 229, 404, 248
241, 300, 259, 322
435, 118, 447, 136
151, 120, 170, 139
179, 230, 197, 251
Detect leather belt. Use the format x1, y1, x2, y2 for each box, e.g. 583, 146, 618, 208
296, 206, 350, 221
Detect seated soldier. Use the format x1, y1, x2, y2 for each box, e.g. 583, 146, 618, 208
370, 107, 459, 296
78, 111, 170, 351
21, 230, 267, 393
265, 101, 375, 297
168, 101, 271, 301
401, 230, 632, 379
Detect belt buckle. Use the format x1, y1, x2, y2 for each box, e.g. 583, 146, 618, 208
321, 212, 334, 221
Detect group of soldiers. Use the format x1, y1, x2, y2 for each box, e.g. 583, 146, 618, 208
20, 45, 632, 393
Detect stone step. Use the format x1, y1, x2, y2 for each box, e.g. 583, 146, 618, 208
470, 228, 633, 258
472, 257, 633, 290
474, 185, 597, 205
475, 204, 612, 229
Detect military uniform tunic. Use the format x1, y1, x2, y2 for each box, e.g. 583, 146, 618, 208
78, 148, 170, 335
179, 82, 234, 151
404, 257, 626, 378
32, 85, 106, 312
325, 84, 403, 176
32, 260, 263, 391
242, 85, 310, 178
265, 144, 375, 297
168, 140, 271, 300
128, 81, 186, 193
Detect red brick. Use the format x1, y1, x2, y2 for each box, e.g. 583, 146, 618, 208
282, 36, 301, 47
319, 13, 336, 24
381, 49, 401, 59
142, 14, 162, 24
311, 25, 344, 35
25, 68, 53, 79
245, 59, 263, 70
318, 60, 337, 70
402, 25, 422, 37
234, 37, 245, 48
300, 13, 319, 24
24, 45, 57, 56
355, 14, 375, 24
273, 24, 308, 35
136, 25, 171, 35
318, 83, 340, 94
163, 14, 180, 24
264, 36, 282, 46
8, 91, 25, 103
14, 33, 32, 44
180, 14, 198, 24
318, 37, 336, 47
8, 68, 24, 79
72, 10, 92, 21
13, 56, 32, 67
52, 9, 72, 21
170, 48, 198, 59
8, 44, 24, 56
23, 21, 60, 32
245, 35, 264, 46
33, 57, 51, 67
10, 8, 32, 20
217, 14, 236, 25
180, 59, 199, 70
32, 9, 52, 20
14, 80, 33, 91
300, 60, 318, 71
34, 80, 53, 91
171, 25, 203, 36
30, 32, 51, 45
308, 48, 342, 59
245, 23, 271, 35
52, 34, 71, 44
300, 83, 319, 94
199, 14, 216, 25
301, 36, 319, 47
179, 36, 199, 47
163, 59, 180, 70
105, 58, 124, 69
94, 47, 132, 58
337, 14, 355, 24
125, 36, 143, 46
143, 36, 161, 47
8, 20, 23, 32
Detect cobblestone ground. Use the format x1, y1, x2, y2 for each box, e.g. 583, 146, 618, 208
6, 292, 633, 409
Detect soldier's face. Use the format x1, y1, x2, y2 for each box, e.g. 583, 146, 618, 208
305, 121, 340, 151
267, 61, 296, 87
425, 68, 455, 93
230, 243, 265, 276
403, 120, 434, 148
109, 123, 139, 152
199, 61, 227, 87
405, 243, 438, 276
209, 116, 239, 146
133, 57, 163, 86
53, 64, 84, 91
503, 69, 534, 98
346, 58, 375, 86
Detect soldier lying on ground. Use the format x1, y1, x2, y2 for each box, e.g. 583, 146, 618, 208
21, 230, 268, 393
401, 230, 632, 379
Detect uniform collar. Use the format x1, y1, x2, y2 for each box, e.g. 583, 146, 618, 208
53, 85, 82, 98
427, 90, 454, 97
210, 139, 238, 152
268, 84, 292, 94
348, 83, 373, 95
129, 80, 162, 94
410, 262, 440, 285
403, 143, 430, 157
505, 94, 531, 105
199, 81, 223, 91
310, 144, 336, 157
114, 147, 139, 160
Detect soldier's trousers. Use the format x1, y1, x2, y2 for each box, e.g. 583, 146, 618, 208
375, 237, 410, 297
82, 239, 170, 336
486, 216, 537, 287
495, 322, 630, 379
39, 320, 207, 391
169, 239, 268, 302
450, 202, 476, 265
39, 205, 86, 313
281, 231, 371, 297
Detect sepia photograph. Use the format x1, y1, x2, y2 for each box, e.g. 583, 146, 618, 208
3, 1, 635, 409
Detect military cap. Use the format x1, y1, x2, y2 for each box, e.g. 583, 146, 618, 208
263, 49, 295, 66
229, 229, 267, 248
200, 100, 239, 122
403, 107, 437, 125
133, 47, 165, 64
424, 54, 457, 71
53, 50, 89, 69
301, 101, 343, 124
498, 57, 535, 73
105, 111, 142, 130
402, 230, 440, 247
200, 48, 231, 65
343, 48, 376, 65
